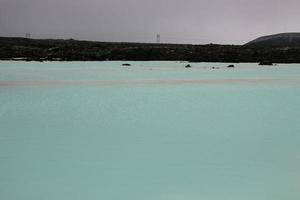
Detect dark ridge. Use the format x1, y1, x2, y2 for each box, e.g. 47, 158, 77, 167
246, 32, 300, 47
2, 35, 300, 63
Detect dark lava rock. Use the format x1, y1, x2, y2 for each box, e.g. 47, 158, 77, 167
259, 61, 273, 66
122, 63, 131, 66
4, 35, 300, 63
227, 64, 235, 68
185, 64, 191, 68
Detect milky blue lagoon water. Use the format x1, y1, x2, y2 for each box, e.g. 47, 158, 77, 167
1, 61, 300, 200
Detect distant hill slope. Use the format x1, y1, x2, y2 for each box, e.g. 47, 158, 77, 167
246, 33, 300, 46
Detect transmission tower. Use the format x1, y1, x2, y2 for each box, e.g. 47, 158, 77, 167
25, 33, 31, 38
156, 34, 160, 43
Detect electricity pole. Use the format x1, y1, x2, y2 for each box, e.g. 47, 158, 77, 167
156, 34, 160, 43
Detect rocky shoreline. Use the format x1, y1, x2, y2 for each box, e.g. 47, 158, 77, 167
2, 37, 300, 63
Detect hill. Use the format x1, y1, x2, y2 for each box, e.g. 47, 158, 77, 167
2, 36, 300, 63
246, 32, 300, 46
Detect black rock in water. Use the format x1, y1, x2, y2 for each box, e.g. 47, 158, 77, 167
185, 64, 191, 68
122, 63, 131, 66
227, 64, 235, 68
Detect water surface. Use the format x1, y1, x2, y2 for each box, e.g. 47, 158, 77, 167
1, 61, 300, 200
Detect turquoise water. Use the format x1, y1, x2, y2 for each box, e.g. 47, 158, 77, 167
1, 61, 300, 200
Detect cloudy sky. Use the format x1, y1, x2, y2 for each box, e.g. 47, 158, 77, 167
0, 0, 299, 44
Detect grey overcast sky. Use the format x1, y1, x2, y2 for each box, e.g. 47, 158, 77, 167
0, 0, 299, 44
